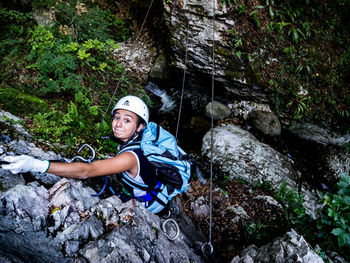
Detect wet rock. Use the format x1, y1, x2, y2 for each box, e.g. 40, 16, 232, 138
205, 101, 231, 120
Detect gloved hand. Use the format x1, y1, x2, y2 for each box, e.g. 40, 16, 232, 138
1, 155, 50, 174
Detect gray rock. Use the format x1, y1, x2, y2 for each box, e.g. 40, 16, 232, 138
205, 101, 231, 120
163, 0, 267, 101
323, 147, 350, 183
0, 173, 205, 263
201, 124, 322, 219
0, 110, 33, 141
202, 124, 297, 189
287, 122, 350, 146
249, 110, 281, 137
234, 229, 325, 263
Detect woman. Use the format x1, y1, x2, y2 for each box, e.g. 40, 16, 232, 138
2, 95, 168, 214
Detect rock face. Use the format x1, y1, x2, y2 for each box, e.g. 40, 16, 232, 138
0, 176, 205, 263
231, 229, 325, 263
201, 124, 322, 219
0, 114, 205, 263
287, 122, 350, 146
202, 124, 297, 189
162, 0, 267, 101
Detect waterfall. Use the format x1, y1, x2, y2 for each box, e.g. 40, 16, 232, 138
144, 82, 177, 113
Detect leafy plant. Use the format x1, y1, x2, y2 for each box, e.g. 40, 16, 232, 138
54, 1, 114, 42
274, 182, 312, 229
317, 174, 350, 251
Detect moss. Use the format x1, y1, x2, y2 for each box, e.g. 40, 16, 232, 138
0, 88, 48, 116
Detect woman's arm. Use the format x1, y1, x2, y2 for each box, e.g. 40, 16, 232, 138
47, 152, 137, 179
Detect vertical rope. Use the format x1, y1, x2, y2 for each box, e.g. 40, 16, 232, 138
93, 0, 155, 144
175, 15, 190, 140
209, 0, 216, 249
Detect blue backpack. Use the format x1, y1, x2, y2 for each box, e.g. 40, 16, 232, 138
116, 122, 192, 214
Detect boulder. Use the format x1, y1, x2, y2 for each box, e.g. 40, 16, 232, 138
201, 124, 321, 218
205, 101, 231, 120
248, 110, 281, 137
202, 124, 297, 189
232, 229, 325, 263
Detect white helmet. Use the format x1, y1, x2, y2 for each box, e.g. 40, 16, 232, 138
112, 95, 149, 125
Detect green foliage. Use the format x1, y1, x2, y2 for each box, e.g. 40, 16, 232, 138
55, 1, 112, 42
274, 182, 314, 234
225, 1, 350, 128
28, 25, 55, 56
105, 10, 131, 42
31, 91, 100, 152
317, 174, 350, 252
0, 8, 33, 39
0, 88, 48, 115
249, 10, 262, 29
246, 221, 272, 242
24, 24, 121, 94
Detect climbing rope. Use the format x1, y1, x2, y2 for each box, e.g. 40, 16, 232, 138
201, 0, 216, 257
175, 15, 190, 140
93, 0, 155, 144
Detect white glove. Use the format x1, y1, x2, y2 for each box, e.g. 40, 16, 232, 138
2, 155, 50, 174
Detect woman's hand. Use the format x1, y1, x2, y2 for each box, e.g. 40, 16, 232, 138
2, 155, 49, 174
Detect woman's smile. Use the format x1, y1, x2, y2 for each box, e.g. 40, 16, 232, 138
112, 109, 140, 142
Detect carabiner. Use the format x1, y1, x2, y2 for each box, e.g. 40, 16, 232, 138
201, 242, 214, 256
70, 144, 96, 163
162, 218, 180, 241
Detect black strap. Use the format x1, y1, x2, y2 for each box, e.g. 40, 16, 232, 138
121, 173, 161, 193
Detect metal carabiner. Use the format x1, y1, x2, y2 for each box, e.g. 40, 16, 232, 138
69, 144, 96, 163
162, 218, 180, 241
201, 242, 214, 256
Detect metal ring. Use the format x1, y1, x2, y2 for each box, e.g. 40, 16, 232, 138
162, 219, 180, 241
201, 242, 214, 256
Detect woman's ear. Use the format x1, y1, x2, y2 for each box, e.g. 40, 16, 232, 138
137, 123, 144, 132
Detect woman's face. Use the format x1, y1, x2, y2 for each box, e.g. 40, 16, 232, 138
112, 109, 143, 142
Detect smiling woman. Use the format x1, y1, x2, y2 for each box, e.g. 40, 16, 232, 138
2, 95, 172, 215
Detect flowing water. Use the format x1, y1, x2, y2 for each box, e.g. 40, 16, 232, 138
144, 81, 211, 155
